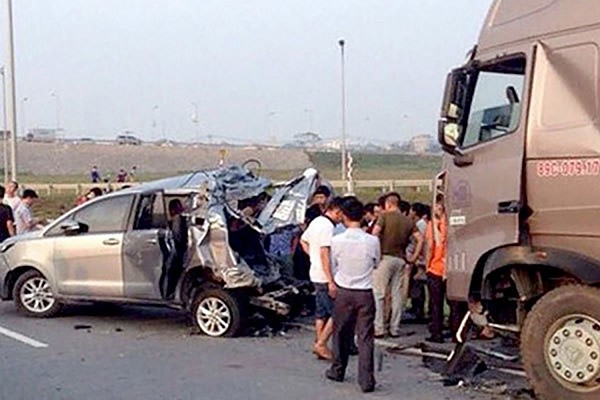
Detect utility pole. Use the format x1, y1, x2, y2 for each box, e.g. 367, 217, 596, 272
0, 67, 8, 183
304, 108, 313, 132
50, 91, 61, 131
338, 39, 348, 184
5, 0, 18, 181
190, 102, 200, 143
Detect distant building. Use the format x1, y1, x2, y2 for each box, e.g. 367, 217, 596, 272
408, 134, 434, 154
25, 128, 57, 143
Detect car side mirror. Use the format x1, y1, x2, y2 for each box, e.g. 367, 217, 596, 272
60, 220, 85, 235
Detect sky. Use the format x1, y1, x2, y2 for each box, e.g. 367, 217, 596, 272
0, 0, 493, 144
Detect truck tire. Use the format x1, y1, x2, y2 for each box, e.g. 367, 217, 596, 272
13, 270, 62, 318
191, 288, 243, 338
521, 285, 600, 400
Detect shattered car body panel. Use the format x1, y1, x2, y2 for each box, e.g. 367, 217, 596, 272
154, 166, 319, 292
257, 168, 319, 233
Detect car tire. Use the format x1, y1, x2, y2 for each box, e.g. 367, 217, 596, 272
521, 285, 600, 400
13, 270, 62, 318
191, 288, 244, 338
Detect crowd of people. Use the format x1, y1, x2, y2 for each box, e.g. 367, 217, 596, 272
288, 185, 458, 393
90, 165, 137, 184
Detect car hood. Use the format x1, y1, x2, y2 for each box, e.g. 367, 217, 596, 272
5, 230, 44, 244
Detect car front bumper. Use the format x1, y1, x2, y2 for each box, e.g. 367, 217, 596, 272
0, 255, 10, 300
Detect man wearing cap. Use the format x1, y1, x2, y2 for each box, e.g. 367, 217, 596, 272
325, 196, 381, 393
14, 189, 39, 235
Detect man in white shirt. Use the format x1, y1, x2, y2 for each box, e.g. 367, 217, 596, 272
3, 180, 21, 210
14, 189, 38, 235
300, 197, 344, 361
326, 196, 380, 393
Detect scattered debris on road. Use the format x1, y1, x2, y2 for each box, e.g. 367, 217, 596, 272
73, 324, 92, 331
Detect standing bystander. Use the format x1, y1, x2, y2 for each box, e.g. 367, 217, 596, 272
326, 197, 380, 393
90, 166, 101, 183
372, 193, 423, 338
291, 188, 329, 283
129, 165, 137, 182
300, 197, 344, 360
302, 185, 331, 233
362, 203, 378, 234
0, 185, 15, 241
405, 202, 430, 322
117, 169, 128, 183
3, 181, 21, 211
14, 189, 39, 235
425, 195, 448, 343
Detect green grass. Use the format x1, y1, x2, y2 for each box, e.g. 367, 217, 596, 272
18, 172, 178, 184
26, 152, 441, 221
308, 152, 441, 180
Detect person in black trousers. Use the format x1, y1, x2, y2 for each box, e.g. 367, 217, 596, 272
425, 197, 448, 343
325, 197, 381, 393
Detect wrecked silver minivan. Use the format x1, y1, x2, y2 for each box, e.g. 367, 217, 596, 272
0, 166, 319, 337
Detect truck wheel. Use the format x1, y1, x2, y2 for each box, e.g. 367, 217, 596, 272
521, 285, 600, 400
191, 289, 243, 337
13, 270, 62, 318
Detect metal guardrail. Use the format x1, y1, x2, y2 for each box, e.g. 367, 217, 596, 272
23, 179, 434, 196
328, 179, 433, 192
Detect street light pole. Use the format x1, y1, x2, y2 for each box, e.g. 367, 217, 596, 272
5, 0, 18, 181
50, 91, 61, 131
190, 102, 199, 143
304, 108, 313, 132
267, 111, 278, 145
21, 97, 28, 137
338, 39, 348, 186
151, 105, 159, 141
0, 67, 8, 183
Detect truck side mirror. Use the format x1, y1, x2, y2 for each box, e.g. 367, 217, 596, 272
438, 69, 468, 153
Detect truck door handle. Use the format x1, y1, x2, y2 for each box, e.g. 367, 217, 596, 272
102, 238, 120, 246
146, 239, 157, 245
498, 200, 520, 214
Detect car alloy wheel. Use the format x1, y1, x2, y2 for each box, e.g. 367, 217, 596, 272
20, 276, 56, 314
196, 296, 232, 337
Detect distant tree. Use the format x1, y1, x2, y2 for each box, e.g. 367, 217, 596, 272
292, 132, 322, 148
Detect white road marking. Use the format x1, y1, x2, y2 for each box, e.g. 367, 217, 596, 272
0, 325, 48, 348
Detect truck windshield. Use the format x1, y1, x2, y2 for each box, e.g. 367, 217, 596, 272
461, 58, 526, 148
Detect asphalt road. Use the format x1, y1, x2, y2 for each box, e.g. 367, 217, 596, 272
0, 302, 496, 400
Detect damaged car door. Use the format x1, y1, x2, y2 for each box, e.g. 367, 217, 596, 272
122, 191, 174, 300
